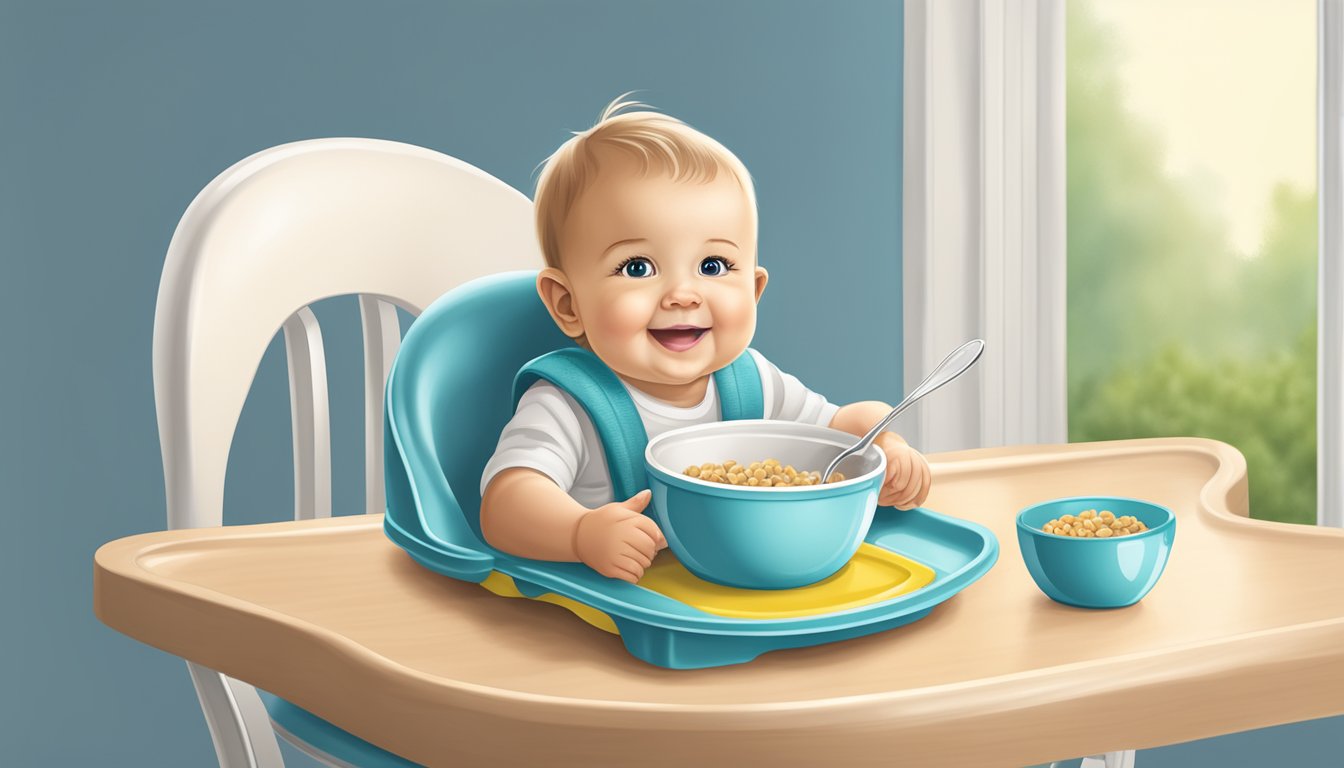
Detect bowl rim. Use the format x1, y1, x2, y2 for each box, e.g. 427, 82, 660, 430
1015, 495, 1175, 542
644, 418, 887, 493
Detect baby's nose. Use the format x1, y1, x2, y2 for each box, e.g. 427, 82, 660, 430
662, 287, 702, 308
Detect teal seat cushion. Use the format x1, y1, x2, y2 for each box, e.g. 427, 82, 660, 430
381, 269, 763, 578
258, 691, 422, 767
382, 270, 573, 579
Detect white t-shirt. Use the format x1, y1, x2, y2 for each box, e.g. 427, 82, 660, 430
480, 348, 841, 509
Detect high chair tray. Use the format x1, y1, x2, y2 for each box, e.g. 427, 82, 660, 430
385, 505, 998, 669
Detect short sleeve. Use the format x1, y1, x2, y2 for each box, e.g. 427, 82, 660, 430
747, 348, 841, 428
479, 381, 589, 496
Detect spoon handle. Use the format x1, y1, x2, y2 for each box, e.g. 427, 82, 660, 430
820, 339, 986, 484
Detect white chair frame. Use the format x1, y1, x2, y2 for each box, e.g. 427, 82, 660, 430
152, 137, 543, 766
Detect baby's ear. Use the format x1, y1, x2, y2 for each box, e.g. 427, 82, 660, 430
753, 265, 769, 303
537, 268, 586, 339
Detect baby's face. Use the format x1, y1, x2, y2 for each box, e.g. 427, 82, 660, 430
548, 160, 766, 389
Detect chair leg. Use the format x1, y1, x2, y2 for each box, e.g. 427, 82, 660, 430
1079, 751, 1136, 768
186, 661, 285, 768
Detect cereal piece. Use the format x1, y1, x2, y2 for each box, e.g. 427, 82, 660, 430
1096, 527, 1113, 538
1060, 514, 1075, 524
1080, 510, 1096, 520
1100, 510, 1115, 521
827, 471, 845, 484
1043, 524, 1055, 534
684, 458, 843, 486
1082, 518, 1097, 531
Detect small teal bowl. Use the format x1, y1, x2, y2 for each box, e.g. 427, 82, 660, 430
645, 420, 886, 590
1016, 496, 1176, 608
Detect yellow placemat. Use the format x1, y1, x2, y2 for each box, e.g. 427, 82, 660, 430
638, 543, 936, 619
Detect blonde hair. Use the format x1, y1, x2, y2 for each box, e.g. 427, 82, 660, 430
532, 92, 758, 269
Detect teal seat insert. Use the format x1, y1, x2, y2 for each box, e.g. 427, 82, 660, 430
382, 269, 574, 577
378, 269, 1000, 671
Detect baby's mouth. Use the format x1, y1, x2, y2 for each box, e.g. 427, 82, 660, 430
648, 324, 711, 352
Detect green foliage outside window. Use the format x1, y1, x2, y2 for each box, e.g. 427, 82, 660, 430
1067, 0, 1318, 524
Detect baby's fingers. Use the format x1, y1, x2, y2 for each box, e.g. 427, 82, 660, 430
888, 451, 914, 492
631, 515, 666, 549
622, 541, 654, 569
598, 560, 641, 583
623, 521, 658, 559
612, 554, 647, 581
913, 459, 932, 506
893, 458, 932, 509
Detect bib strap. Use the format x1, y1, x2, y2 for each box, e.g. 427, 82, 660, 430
513, 348, 767, 502
714, 349, 765, 421
514, 348, 650, 502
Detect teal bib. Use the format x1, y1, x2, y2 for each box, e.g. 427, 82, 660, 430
513, 348, 765, 501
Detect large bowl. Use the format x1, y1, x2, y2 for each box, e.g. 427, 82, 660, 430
644, 420, 886, 590
1016, 496, 1176, 608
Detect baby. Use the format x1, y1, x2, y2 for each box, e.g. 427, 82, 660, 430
479, 95, 932, 583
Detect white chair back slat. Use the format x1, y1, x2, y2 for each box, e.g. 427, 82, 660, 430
153, 137, 543, 765
281, 306, 332, 520
358, 295, 404, 517
155, 137, 541, 531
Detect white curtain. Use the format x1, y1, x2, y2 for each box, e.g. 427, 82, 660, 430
902, 0, 1067, 453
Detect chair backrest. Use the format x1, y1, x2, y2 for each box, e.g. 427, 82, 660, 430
382, 271, 571, 578
153, 137, 543, 529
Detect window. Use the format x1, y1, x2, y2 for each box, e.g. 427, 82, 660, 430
1066, 0, 1318, 525
904, 0, 1339, 526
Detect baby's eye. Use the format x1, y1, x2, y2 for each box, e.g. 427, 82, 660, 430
615, 257, 656, 278
699, 256, 734, 277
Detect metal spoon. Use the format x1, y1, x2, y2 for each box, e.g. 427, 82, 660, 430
820, 339, 986, 484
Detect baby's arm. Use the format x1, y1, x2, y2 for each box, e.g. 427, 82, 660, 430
829, 400, 906, 444
480, 468, 665, 582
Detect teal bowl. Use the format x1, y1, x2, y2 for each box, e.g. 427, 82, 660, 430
1016, 496, 1176, 608
645, 420, 886, 590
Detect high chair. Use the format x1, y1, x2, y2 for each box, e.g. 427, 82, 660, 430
152, 136, 1140, 768
153, 136, 544, 767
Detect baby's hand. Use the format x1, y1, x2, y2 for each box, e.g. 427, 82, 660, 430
876, 434, 932, 510
574, 489, 667, 583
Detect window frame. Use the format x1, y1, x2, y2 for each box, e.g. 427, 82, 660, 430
1319, 0, 1342, 527
905, 0, 1340, 527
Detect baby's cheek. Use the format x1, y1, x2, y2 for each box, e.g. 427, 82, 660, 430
595, 290, 657, 338
711, 293, 757, 344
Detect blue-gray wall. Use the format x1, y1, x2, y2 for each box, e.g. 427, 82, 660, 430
2, 1, 1337, 766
